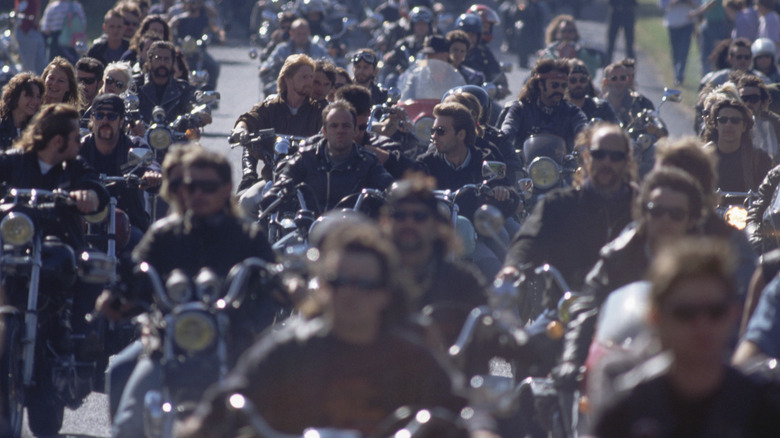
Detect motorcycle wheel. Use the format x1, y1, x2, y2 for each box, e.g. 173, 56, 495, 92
0, 313, 25, 437
26, 383, 64, 437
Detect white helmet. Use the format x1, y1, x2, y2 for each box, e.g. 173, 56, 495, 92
752, 37, 776, 59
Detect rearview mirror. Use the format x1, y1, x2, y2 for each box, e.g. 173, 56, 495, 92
482, 161, 507, 182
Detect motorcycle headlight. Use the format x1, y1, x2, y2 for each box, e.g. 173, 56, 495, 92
1, 213, 34, 246
173, 312, 216, 353
181, 36, 198, 55
148, 127, 172, 150
528, 157, 561, 190
725, 205, 748, 230
413, 116, 434, 143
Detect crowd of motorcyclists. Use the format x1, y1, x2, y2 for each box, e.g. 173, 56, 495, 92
6, 0, 780, 437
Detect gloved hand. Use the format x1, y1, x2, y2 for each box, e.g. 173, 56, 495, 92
238, 174, 259, 192
552, 360, 584, 391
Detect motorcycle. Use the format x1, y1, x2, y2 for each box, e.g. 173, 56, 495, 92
145, 90, 220, 154
140, 257, 286, 438
179, 34, 217, 91
624, 88, 681, 179
715, 188, 759, 231
516, 134, 579, 220
0, 188, 112, 437
0, 11, 23, 89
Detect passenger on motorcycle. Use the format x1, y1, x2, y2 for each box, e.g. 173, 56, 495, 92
86, 8, 131, 66
0, 73, 44, 150
75, 57, 105, 124
500, 58, 588, 152
111, 148, 277, 438
382, 6, 436, 87
260, 100, 394, 214
351, 49, 390, 106
601, 61, 655, 130
259, 19, 330, 91
169, 0, 225, 91
297, 0, 331, 38
312, 59, 337, 101
702, 98, 771, 192
234, 54, 326, 191
179, 223, 466, 437
700, 38, 770, 89
119, 14, 171, 70
751, 37, 780, 83
565, 59, 619, 124
735, 73, 780, 162
501, 122, 634, 292
79, 94, 161, 246
555, 167, 705, 389
595, 239, 780, 438
135, 41, 212, 126
446, 30, 486, 86
456, 11, 502, 94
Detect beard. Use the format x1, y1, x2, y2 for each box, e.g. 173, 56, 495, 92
294, 83, 312, 97
568, 87, 587, 99
153, 66, 171, 79
97, 125, 115, 141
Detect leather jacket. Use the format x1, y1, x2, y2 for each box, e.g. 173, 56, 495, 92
746, 164, 780, 252
500, 98, 588, 152
136, 74, 199, 125
704, 141, 772, 192
580, 96, 619, 124
261, 138, 394, 214
464, 43, 501, 82
606, 90, 655, 128
0, 115, 20, 150
237, 94, 326, 184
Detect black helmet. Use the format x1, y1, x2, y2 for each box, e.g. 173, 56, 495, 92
442, 85, 490, 124
455, 13, 482, 35
409, 6, 434, 24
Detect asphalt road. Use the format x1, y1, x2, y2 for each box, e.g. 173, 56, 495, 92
24, 9, 695, 436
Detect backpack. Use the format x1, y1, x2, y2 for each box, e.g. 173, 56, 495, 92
57, 1, 86, 48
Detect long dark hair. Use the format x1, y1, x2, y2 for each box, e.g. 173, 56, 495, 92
702, 98, 754, 148
0, 73, 44, 122
518, 58, 569, 104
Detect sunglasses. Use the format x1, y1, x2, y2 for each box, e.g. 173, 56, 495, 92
93, 111, 120, 121
740, 94, 761, 103
610, 75, 628, 82
645, 202, 688, 221
664, 301, 730, 322
391, 209, 431, 223
716, 116, 743, 125
351, 51, 377, 65
185, 179, 223, 194
327, 275, 384, 291
589, 149, 627, 162
431, 126, 448, 136
569, 76, 589, 84
548, 81, 568, 90
105, 77, 125, 89
732, 54, 751, 61
78, 76, 97, 85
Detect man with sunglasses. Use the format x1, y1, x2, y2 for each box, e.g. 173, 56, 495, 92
76, 57, 105, 113
86, 8, 130, 66
595, 238, 780, 438
554, 167, 705, 392
601, 61, 655, 130
565, 59, 618, 124
80, 94, 160, 247
700, 38, 769, 89
351, 48, 389, 106
112, 148, 278, 438
500, 58, 588, 152
735, 73, 780, 162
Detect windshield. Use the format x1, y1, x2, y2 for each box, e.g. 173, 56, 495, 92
398, 59, 466, 101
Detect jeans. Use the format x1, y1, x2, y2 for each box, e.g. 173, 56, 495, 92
14, 27, 47, 74
112, 354, 162, 438
606, 5, 636, 63
106, 340, 143, 420
699, 20, 730, 76
668, 23, 694, 83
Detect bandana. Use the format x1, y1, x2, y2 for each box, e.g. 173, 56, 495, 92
537, 71, 568, 80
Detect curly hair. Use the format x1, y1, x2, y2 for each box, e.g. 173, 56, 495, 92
702, 98, 754, 146
42, 57, 80, 107
15, 103, 79, 153
0, 73, 44, 121
518, 58, 570, 104
545, 15, 579, 45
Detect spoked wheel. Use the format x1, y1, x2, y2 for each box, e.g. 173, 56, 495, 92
0, 312, 25, 438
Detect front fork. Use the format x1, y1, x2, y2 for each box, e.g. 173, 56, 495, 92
22, 234, 42, 386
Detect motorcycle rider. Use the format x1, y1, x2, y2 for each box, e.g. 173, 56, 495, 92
75, 57, 105, 123
702, 98, 771, 192
446, 30, 486, 86
500, 58, 588, 151
259, 18, 330, 94
601, 61, 656, 129
735, 73, 780, 162
111, 148, 277, 438
565, 59, 619, 124
169, 0, 225, 91
135, 41, 212, 126
701, 38, 770, 89
312, 59, 336, 101
233, 54, 326, 193
179, 223, 466, 437
0, 73, 44, 150
458, 9, 504, 98
596, 238, 780, 438
554, 166, 705, 390
259, 100, 394, 214
79, 93, 161, 247
297, 0, 331, 38
350, 49, 389, 106
86, 8, 130, 66
382, 6, 436, 87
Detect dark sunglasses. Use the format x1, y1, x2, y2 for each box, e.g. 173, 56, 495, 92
391, 209, 431, 223
431, 126, 448, 136
78, 76, 97, 85
548, 81, 568, 90
168, 178, 184, 191
732, 54, 751, 61
740, 94, 761, 103
665, 301, 730, 322
589, 149, 627, 162
569, 76, 589, 84
716, 116, 743, 125
351, 51, 377, 65
327, 275, 384, 291
610, 75, 627, 81
644, 202, 688, 221
185, 179, 223, 194
93, 111, 119, 121
105, 77, 125, 89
